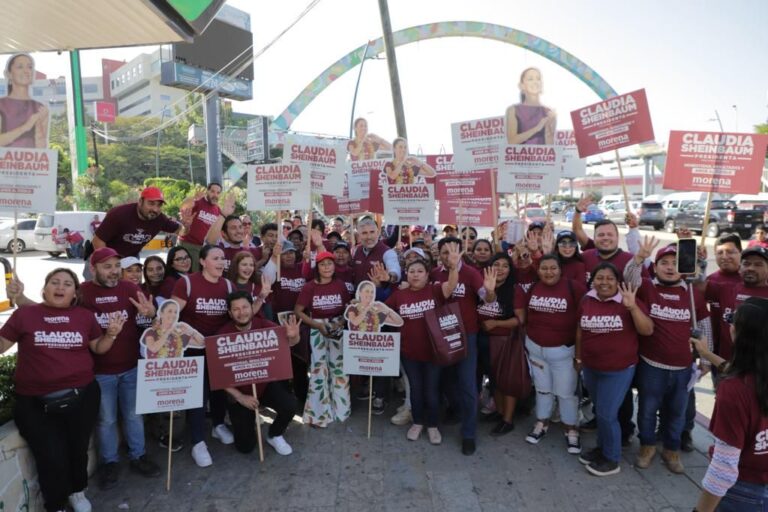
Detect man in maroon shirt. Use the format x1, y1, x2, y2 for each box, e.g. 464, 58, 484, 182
205, 194, 255, 272
93, 187, 188, 259
178, 183, 222, 272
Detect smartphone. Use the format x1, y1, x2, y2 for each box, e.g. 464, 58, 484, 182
677, 238, 697, 274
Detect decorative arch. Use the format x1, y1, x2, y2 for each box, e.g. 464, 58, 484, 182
273, 21, 618, 130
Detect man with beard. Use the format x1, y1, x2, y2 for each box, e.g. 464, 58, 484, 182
93, 187, 187, 258
177, 183, 222, 272
205, 194, 260, 273
10, 248, 161, 490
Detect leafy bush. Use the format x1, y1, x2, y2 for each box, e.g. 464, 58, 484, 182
0, 353, 16, 425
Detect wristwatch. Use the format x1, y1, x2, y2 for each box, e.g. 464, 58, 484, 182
575, 206, 584, 214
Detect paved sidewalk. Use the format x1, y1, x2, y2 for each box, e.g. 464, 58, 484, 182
89, 398, 710, 512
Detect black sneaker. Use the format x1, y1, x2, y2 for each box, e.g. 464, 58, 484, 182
372, 397, 386, 415
681, 430, 694, 453
586, 455, 621, 477
130, 455, 161, 478
578, 447, 602, 465
580, 417, 597, 432
98, 462, 119, 490
461, 438, 476, 456
489, 421, 514, 436
525, 421, 548, 444
159, 434, 183, 453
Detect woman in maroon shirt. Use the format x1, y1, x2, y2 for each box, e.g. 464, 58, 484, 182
1, 268, 121, 512
467, 239, 494, 270
295, 252, 352, 427
385, 244, 460, 444
142, 255, 176, 300
165, 246, 192, 280
575, 262, 653, 477
228, 250, 270, 316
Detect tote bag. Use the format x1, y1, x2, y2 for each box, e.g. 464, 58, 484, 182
425, 302, 468, 366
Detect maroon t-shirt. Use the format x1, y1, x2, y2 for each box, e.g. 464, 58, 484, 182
513, 265, 538, 294
477, 299, 514, 336
272, 265, 306, 314
430, 263, 483, 334
578, 292, 647, 372
561, 258, 587, 286
218, 243, 260, 274
706, 282, 768, 360
172, 273, 233, 336
518, 278, 585, 347
216, 318, 279, 396
80, 280, 143, 375
95, 202, 179, 257
710, 374, 768, 485
0, 304, 102, 395
386, 283, 445, 362
581, 248, 645, 282
179, 196, 220, 246
637, 279, 709, 367
296, 279, 350, 319
143, 276, 177, 301
705, 270, 742, 355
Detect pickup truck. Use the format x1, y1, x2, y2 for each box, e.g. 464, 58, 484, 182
669, 200, 763, 239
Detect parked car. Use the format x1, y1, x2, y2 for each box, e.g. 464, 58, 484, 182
522, 207, 548, 224
0, 218, 37, 253
549, 201, 568, 214
637, 201, 666, 230
670, 200, 763, 239
565, 204, 605, 224
34, 211, 105, 257
605, 201, 642, 224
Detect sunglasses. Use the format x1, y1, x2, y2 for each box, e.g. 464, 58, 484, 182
558, 240, 577, 248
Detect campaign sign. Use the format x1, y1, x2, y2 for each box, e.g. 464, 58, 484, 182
348, 158, 387, 200
284, 133, 347, 195
322, 172, 370, 216
451, 116, 506, 171
570, 89, 655, 158
497, 144, 562, 194
425, 154, 455, 174
663, 131, 768, 194
343, 331, 400, 377
555, 130, 586, 179
205, 326, 293, 391
247, 162, 310, 211
436, 168, 498, 226
135, 356, 204, 414
383, 183, 435, 225
0, 148, 58, 213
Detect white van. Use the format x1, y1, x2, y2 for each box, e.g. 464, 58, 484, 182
34, 211, 105, 257
597, 194, 624, 211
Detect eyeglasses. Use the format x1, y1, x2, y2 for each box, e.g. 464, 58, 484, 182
558, 240, 577, 248
174, 256, 191, 262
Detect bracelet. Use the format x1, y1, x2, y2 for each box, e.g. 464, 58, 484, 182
575, 207, 584, 214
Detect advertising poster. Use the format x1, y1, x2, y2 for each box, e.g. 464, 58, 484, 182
435, 168, 498, 227
348, 158, 387, 200
205, 325, 294, 391
451, 116, 506, 171
322, 173, 369, 216
342, 281, 403, 377
383, 183, 435, 225
246, 162, 310, 211
570, 89, 655, 158
0, 148, 58, 212
135, 300, 206, 414
554, 130, 586, 179
284, 133, 347, 195
662, 131, 768, 194
425, 154, 455, 174
496, 144, 562, 194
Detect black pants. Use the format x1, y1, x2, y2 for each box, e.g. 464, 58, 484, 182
14, 381, 100, 512
228, 381, 297, 454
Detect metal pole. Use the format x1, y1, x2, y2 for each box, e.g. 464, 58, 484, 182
377, 0, 407, 139
203, 92, 223, 183
90, 123, 100, 168
349, 41, 373, 139
155, 107, 167, 178
187, 140, 194, 184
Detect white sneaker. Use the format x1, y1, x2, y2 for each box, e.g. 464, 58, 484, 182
390, 407, 412, 426
212, 424, 234, 445
266, 435, 293, 456
68, 491, 92, 512
191, 441, 213, 467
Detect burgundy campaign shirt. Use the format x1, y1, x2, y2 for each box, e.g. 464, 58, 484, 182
517, 278, 585, 347
95, 202, 179, 257
386, 283, 445, 362
430, 263, 484, 334
179, 196, 220, 246
172, 273, 233, 336
296, 279, 350, 320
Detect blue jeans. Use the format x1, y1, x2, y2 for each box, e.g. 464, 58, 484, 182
718, 480, 768, 511
402, 357, 441, 427
636, 361, 692, 450
96, 367, 145, 463
453, 333, 478, 439
582, 365, 635, 463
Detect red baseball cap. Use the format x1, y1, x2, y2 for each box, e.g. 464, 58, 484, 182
316, 251, 334, 263
91, 247, 120, 265
655, 244, 677, 264
140, 186, 165, 203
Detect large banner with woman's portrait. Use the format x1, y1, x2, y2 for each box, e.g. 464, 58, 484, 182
0, 53, 58, 213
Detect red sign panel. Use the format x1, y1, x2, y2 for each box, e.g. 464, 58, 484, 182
570, 89, 654, 158
322, 194, 369, 216
205, 326, 293, 391
94, 101, 116, 123
662, 131, 768, 194
436, 168, 498, 227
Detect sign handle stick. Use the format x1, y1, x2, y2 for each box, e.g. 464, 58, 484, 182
613, 150, 632, 213
276, 211, 282, 282
515, 193, 520, 217
367, 377, 373, 439
165, 412, 173, 491
11, 210, 17, 271
699, 189, 715, 247
253, 384, 264, 462
546, 193, 553, 223
490, 170, 501, 253
523, 194, 528, 220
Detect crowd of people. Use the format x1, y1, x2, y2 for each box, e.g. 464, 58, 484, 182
2, 185, 767, 512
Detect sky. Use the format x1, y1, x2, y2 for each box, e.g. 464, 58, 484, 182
11, 0, 768, 160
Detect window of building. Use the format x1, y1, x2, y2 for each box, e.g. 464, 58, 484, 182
83, 83, 98, 94
118, 94, 151, 114
32, 87, 44, 97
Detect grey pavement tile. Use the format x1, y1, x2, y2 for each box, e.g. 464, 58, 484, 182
426, 471, 482, 512
384, 498, 434, 512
